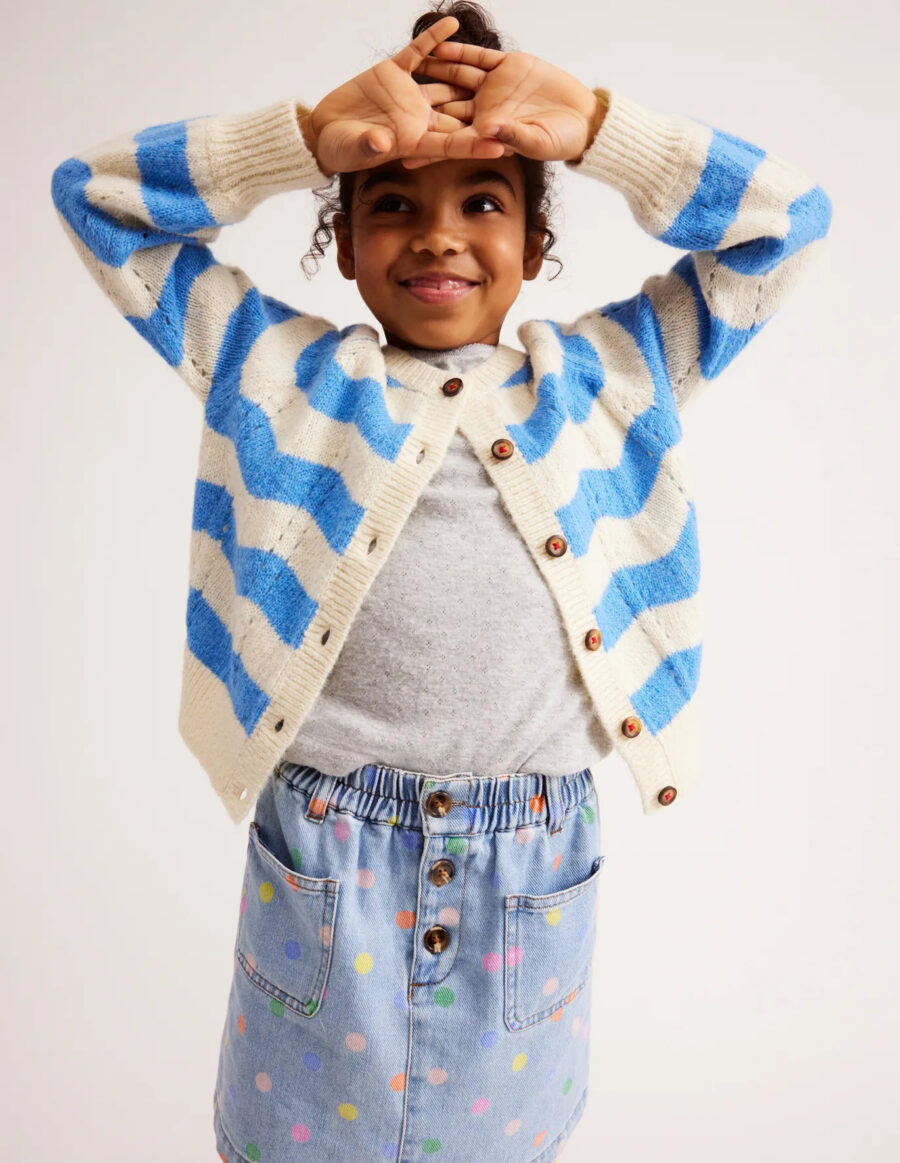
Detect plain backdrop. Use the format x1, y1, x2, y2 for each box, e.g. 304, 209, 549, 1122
4, 0, 897, 1158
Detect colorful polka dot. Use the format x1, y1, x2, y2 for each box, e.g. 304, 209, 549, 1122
546, 907, 562, 926
480, 1030, 499, 1048
357, 868, 376, 888
562, 1077, 573, 1095
446, 837, 467, 855
321, 923, 333, 946
437, 906, 459, 927
245, 1144, 261, 1161
580, 803, 596, 825
291, 1124, 311, 1142
394, 989, 410, 1011
482, 952, 502, 972
506, 945, 524, 967
255, 1072, 272, 1092
346, 1032, 366, 1052
259, 880, 274, 903
338, 1102, 357, 1120
289, 847, 302, 870
543, 976, 559, 995
390, 1072, 407, 1092
422, 1139, 441, 1154
471, 1097, 490, 1114
529, 793, 546, 814
428, 1067, 448, 1085
396, 909, 416, 929
355, 952, 374, 974
505, 1118, 522, 1136
552, 852, 562, 870
335, 818, 350, 842
269, 998, 285, 1018
533, 1129, 547, 1148
285, 939, 301, 960
433, 986, 454, 1007
237, 1014, 246, 1035
515, 825, 536, 845
302, 1051, 321, 1071
512, 1052, 528, 1072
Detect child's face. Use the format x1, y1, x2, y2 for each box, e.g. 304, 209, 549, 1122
334, 156, 544, 350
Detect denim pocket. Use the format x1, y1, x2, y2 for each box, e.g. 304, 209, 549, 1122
235, 820, 340, 1019
503, 853, 605, 1031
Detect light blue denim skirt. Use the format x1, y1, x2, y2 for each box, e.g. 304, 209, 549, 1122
213, 759, 606, 1163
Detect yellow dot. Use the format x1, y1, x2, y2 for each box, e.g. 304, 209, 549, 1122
512, 1052, 528, 1072
259, 881, 274, 903
338, 1102, 357, 1121
387, 814, 399, 826
355, 952, 374, 975
546, 907, 562, 926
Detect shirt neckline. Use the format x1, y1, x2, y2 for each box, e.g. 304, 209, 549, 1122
382, 340, 527, 396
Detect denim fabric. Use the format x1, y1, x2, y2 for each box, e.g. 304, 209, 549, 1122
213, 760, 606, 1163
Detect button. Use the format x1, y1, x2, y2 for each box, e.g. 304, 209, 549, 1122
545, 533, 568, 557
621, 715, 642, 738
442, 377, 463, 396
429, 858, 455, 886
657, 786, 677, 805
423, 925, 452, 954
491, 437, 514, 459
584, 628, 602, 650
425, 790, 453, 817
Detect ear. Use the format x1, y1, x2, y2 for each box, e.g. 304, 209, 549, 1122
522, 213, 547, 282
333, 211, 356, 281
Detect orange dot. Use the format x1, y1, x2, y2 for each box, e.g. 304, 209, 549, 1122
396, 910, 416, 930
551, 1008, 564, 1023
566, 990, 577, 1003
237, 1014, 246, 1035
390, 1072, 407, 1092
533, 1129, 547, 1148
529, 793, 546, 815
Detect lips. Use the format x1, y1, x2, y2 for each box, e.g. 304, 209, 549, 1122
399, 276, 480, 288
399, 276, 481, 305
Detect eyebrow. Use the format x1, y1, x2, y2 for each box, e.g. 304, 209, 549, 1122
357, 166, 518, 202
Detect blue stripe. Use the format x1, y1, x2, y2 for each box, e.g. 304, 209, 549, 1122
185, 586, 270, 736
629, 644, 702, 734
193, 480, 318, 647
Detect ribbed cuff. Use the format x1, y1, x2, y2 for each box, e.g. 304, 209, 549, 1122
565, 88, 698, 214
203, 98, 335, 209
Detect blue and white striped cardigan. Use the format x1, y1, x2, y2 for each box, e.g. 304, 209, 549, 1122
50, 88, 832, 824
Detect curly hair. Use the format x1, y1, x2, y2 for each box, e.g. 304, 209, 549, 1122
299, 0, 563, 281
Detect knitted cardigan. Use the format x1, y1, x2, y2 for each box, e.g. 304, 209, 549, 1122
50, 87, 832, 824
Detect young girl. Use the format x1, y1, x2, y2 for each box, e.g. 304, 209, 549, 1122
50, 2, 832, 1160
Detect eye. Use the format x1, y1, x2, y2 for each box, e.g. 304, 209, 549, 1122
370, 193, 503, 213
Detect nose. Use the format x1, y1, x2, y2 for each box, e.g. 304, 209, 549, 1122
410, 204, 467, 256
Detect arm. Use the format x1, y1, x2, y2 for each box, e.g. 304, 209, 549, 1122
50, 99, 333, 405
565, 87, 833, 411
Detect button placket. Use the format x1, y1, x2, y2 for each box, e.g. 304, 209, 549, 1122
413, 781, 471, 986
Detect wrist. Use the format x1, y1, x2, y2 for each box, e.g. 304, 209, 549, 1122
298, 104, 335, 179
569, 87, 610, 164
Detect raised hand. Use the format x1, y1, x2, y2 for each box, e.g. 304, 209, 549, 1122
411, 40, 606, 165
303, 15, 512, 176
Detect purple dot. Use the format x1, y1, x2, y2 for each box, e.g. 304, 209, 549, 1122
401, 830, 420, 851
545, 1067, 557, 1084
480, 1030, 499, 1049
227, 1081, 237, 1103
285, 939, 302, 960
381, 1144, 400, 1159
302, 1051, 321, 1071
490, 873, 502, 890
577, 923, 588, 943
394, 989, 410, 1012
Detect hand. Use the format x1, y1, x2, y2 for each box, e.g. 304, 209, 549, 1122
303, 15, 511, 177
410, 40, 605, 165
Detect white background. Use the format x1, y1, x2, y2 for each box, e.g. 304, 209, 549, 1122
5, 0, 897, 1158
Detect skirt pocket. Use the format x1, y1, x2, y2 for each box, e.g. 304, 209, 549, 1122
503, 853, 605, 1031
234, 820, 340, 1020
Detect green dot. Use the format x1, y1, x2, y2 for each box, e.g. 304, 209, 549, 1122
246, 1145, 261, 1162
433, 986, 455, 1007
306, 998, 320, 1015
424, 780, 436, 789
422, 1139, 442, 1154
562, 1077, 573, 1095
269, 998, 285, 1018
579, 804, 595, 825
446, 837, 467, 855
290, 847, 302, 870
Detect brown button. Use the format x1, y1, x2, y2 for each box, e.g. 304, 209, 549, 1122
423, 925, 452, 954
545, 534, 568, 557
429, 858, 455, 886
657, 786, 677, 805
621, 715, 642, 738
425, 790, 453, 817
442, 377, 463, 397
491, 437, 514, 459
584, 628, 602, 650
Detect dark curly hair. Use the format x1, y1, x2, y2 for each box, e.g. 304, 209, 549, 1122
299, 0, 563, 281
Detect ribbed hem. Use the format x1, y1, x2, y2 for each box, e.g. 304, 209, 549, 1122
565, 88, 698, 215
203, 97, 334, 211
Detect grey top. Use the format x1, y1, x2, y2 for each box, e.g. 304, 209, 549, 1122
281, 341, 614, 780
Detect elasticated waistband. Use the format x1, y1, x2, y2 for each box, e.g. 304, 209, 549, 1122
273, 759, 597, 835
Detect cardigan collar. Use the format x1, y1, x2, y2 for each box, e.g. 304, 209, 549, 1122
382, 340, 528, 398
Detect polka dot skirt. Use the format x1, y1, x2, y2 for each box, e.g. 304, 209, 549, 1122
213, 761, 606, 1162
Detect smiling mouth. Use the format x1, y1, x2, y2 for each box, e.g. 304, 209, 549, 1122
399, 279, 480, 304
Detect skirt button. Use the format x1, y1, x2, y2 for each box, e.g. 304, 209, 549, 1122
429, 858, 456, 886
425, 790, 453, 817
424, 925, 452, 954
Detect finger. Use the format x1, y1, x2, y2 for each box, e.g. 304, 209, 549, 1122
428, 40, 506, 69
391, 14, 460, 74
428, 110, 470, 134
432, 97, 476, 121
415, 126, 507, 159
411, 56, 491, 91
419, 82, 474, 107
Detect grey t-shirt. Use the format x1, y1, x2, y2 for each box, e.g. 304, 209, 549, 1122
281, 341, 614, 780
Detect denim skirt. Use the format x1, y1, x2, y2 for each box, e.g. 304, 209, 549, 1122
213, 759, 606, 1163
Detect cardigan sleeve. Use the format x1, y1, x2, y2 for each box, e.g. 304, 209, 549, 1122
50, 98, 334, 405
564, 88, 833, 412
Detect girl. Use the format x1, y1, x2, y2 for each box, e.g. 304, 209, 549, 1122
50, 2, 832, 1160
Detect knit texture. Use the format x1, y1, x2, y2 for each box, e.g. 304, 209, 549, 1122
50, 89, 832, 823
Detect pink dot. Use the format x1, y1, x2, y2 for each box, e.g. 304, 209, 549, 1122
346, 1032, 366, 1052
240, 891, 247, 915
506, 946, 524, 968
356, 868, 376, 889
291, 1124, 311, 1142
482, 952, 502, 972
505, 1118, 522, 1135
334, 819, 350, 842
428, 1067, 448, 1085
255, 1072, 272, 1092
472, 1097, 490, 1115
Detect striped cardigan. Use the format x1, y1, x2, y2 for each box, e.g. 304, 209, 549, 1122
50, 88, 832, 824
